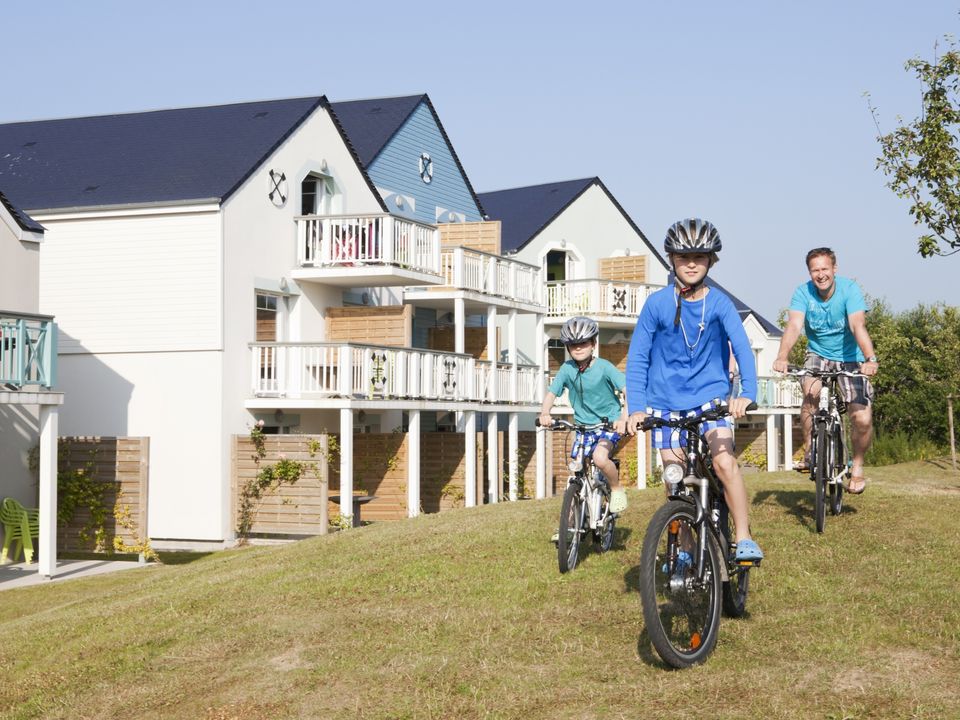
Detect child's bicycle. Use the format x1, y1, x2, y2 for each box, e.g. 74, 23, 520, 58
784, 366, 866, 533
536, 418, 620, 574
636, 403, 760, 668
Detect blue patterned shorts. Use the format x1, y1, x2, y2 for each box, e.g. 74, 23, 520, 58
647, 399, 730, 450
571, 429, 621, 459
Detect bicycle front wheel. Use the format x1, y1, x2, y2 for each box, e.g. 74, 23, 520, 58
558, 480, 585, 573
829, 423, 846, 516
639, 500, 722, 668
814, 424, 829, 533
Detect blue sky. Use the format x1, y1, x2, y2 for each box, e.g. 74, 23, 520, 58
3, 0, 958, 321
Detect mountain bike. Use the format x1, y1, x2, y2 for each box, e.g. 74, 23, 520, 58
537, 418, 620, 574
785, 367, 864, 533
637, 403, 760, 668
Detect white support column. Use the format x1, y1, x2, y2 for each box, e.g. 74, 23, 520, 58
536, 314, 546, 402
487, 411, 499, 503
508, 309, 518, 402
465, 410, 477, 507
783, 413, 794, 471
535, 424, 546, 499
38, 405, 59, 578
766, 414, 777, 472
486, 306, 498, 402
508, 412, 519, 501
455, 298, 466, 355
408, 410, 421, 517
636, 431, 647, 490
339, 408, 354, 522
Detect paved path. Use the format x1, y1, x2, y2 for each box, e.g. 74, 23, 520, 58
0, 558, 146, 591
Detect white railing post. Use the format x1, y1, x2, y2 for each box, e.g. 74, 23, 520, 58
453, 248, 464, 288
382, 215, 395, 265
431, 227, 441, 273
320, 218, 332, 264
362, 347, 373, 399
409, 352, 422, 397
338, 345, 353, 397
422, 353, 435, 398
396, 350, 408, 397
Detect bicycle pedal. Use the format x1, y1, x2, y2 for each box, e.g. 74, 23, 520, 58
737, 559, 761, 567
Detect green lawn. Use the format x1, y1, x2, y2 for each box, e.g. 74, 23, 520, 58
1, 459, 958, 719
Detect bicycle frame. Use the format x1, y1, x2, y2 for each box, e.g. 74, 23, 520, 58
554, 420, 615, 533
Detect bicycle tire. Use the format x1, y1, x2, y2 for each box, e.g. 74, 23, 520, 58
597, 505, 616, 552
718, 502, 750, 618
814, 423, 829, 533
829, 423, 845, 516
639, 500, 722, 668
558, 480, 585, 573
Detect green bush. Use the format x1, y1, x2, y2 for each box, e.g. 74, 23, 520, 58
866, 429, 946, 466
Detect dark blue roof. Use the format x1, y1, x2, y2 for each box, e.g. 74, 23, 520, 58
704, 276, 782, 336
330, 95, 424, 167
478, 178, 667, 268
0, 97, 326, 212
0, 188, 43, 233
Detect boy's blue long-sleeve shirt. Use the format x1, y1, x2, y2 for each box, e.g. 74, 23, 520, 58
625, 286, 757, 412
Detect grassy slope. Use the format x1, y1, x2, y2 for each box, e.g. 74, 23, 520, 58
0, 459, 958, 720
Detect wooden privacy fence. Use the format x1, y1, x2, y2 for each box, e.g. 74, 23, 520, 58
233, 432, 490, 535
56, 437, 149, 553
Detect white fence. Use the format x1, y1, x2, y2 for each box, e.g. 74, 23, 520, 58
251, 342, 541, 404
441, 247, 542, 305
296, 214, 440, 275
545, 279, 662, 318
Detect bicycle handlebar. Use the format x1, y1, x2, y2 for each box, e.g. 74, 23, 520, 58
637, 402, 758, 432
535, 418, 618, 433
781, 366, 868, 379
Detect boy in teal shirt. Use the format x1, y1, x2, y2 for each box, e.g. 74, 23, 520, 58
539, 316, 629, 512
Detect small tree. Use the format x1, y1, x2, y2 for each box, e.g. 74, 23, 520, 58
872, 40, 960, 257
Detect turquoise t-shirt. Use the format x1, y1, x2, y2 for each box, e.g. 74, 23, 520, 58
548, 358, 625, 425
789, 276, 867, 361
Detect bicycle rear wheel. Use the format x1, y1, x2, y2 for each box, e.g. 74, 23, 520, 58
639, 500, 722, 668
558, 480, 585, 573
829, 423, 845, 516
718, 502, 749, 618
814, 424, 829, 533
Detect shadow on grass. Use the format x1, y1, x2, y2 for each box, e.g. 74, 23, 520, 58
753, 488, 858, 532
155, 551, 217, 565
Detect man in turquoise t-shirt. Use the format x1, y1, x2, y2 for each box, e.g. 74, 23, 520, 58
773, 247, 879, 493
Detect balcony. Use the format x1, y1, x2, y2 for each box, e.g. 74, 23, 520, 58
405, 247, 544, 312
291, 214, 443, 287
756, 376, 803, 409
0, 311, 58, 390
545, 279, 664, 327
250, 342, 542, 406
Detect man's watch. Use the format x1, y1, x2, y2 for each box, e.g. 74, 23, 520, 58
866, 355, 878, 363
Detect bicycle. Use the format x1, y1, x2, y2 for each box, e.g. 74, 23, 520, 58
536, 418, 620, 573
637, 403, 760, 668
784, 367, 865, 533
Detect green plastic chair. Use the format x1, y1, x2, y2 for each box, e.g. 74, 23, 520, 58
1, 497, 40, 564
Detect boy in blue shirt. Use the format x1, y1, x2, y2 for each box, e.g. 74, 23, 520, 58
539, 316, 629, 513
772, 247, 878, 493
625, 218, 763, 562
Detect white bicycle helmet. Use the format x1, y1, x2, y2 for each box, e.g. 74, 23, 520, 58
559, 316, 599, 345
664, 218, 722, 255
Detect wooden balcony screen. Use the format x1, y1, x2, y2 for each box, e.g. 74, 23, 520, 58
439, 220, 501, 255
598, 255, 648, 283
325, 305, 413, 347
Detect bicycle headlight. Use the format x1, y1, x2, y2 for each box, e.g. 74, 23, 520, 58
663, 464, 684, 486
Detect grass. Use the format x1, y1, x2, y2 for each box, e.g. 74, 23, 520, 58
1, 459, 959, 719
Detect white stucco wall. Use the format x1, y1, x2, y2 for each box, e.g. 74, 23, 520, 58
0, 211, 40, 312
510, 184, 669, 286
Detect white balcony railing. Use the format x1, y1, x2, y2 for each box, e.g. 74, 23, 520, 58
251, 342, 542, 404
756, 376, 803, 408
439, 247, 543, 305
0, 311, 58, 389
545, 279, 663, 319
296, 214, 441, 275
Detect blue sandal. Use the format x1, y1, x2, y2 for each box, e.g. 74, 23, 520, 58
734, 538, 764, 562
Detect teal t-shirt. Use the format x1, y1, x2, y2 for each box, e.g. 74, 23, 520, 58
548, 358, 625, 425
789, 276, 867, 361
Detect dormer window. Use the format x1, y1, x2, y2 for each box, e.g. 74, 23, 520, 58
301, 174, 337, 215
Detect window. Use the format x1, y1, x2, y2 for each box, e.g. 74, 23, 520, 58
301, 174, 335, 215
256, 293, 279, 342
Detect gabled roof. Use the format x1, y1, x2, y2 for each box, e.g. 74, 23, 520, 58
704, 276, 782, 336
0, 97, 329, 213
478, 177, 667, 268
0, 188, 43, 233
329, 94, 485, 216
